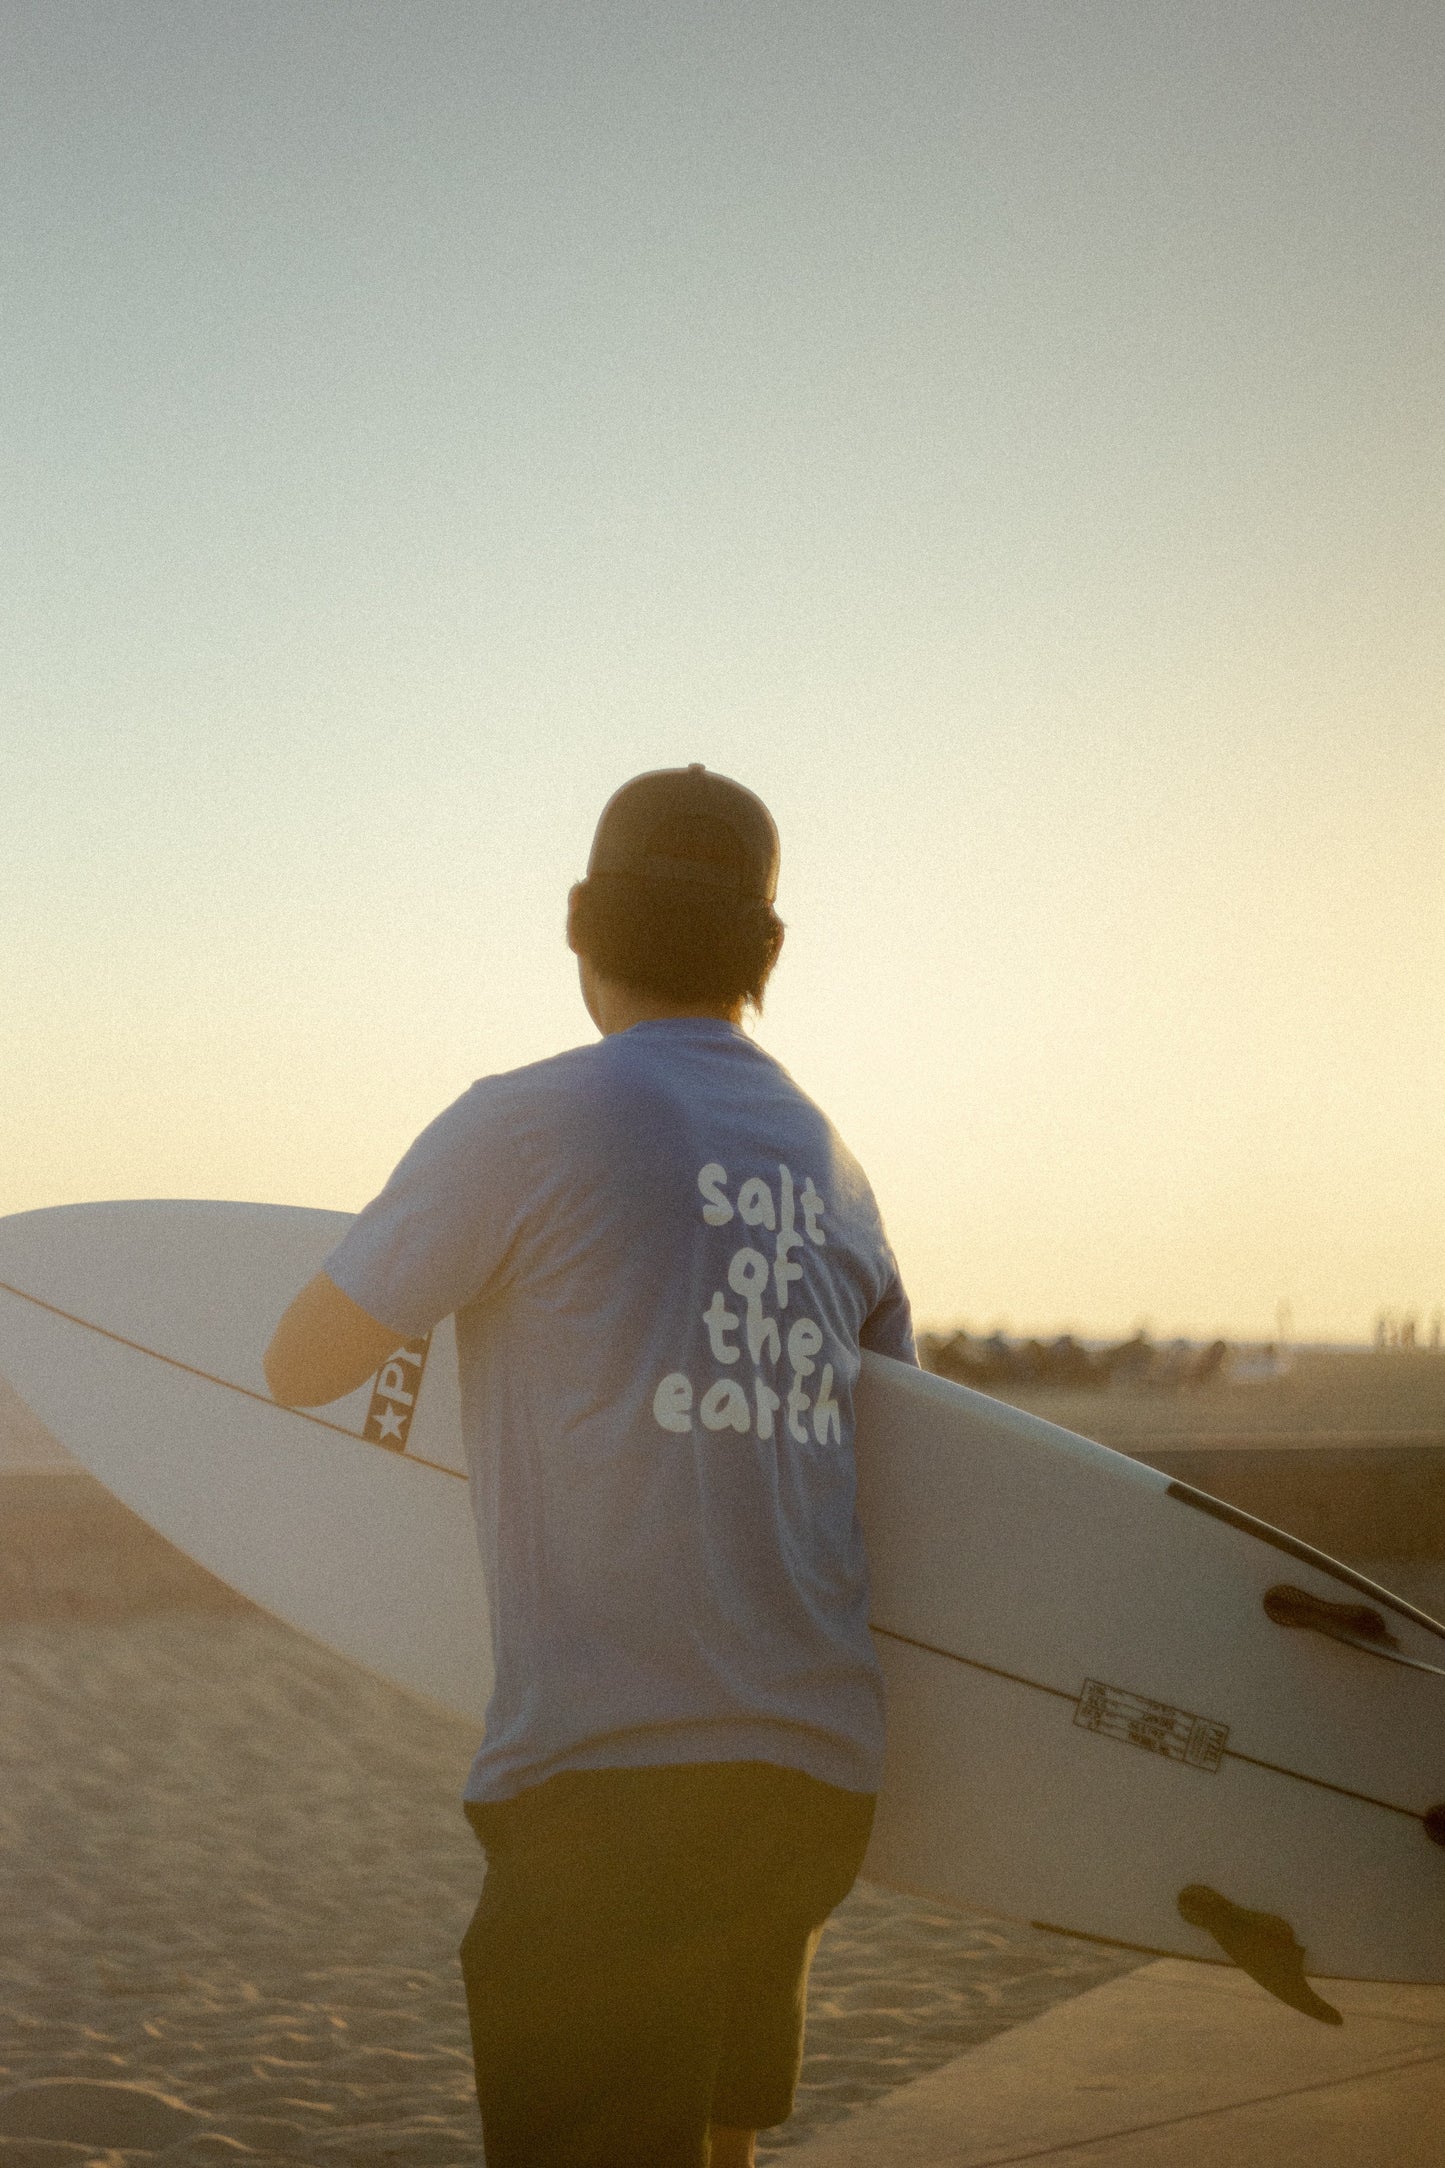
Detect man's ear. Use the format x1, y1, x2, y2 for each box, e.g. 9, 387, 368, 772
565, 881, 585, 955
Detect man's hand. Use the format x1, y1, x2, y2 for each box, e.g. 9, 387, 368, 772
264, 1271, 405, 1407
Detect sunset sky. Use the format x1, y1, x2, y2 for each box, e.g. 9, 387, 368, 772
4, 2, 1441, 1342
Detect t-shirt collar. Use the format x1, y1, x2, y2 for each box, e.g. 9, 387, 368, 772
621, 1015, 748, 1042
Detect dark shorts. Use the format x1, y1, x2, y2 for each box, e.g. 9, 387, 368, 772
458, 1760, 875, 2168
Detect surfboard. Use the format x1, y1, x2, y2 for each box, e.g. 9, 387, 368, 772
3, 1198, 1442, 2020
0, 1200, 486, 1718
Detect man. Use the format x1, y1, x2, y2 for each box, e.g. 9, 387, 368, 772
265, 764, 916, 2168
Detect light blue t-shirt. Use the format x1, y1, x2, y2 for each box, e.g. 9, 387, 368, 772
324, 1017, 915, 1803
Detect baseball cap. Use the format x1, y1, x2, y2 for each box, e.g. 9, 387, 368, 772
586, 764, 780, 903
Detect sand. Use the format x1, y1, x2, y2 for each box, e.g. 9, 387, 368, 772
1, 1465, 1140, 2165
6, 1351, 1444, 2162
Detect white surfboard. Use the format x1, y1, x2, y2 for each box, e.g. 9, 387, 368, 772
2, 1198, 1442, 2021
0, 1200, 487, 1719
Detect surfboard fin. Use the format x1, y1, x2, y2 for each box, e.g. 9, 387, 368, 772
1177, 1884, 1343, 2025
1262, 1584, 1445, 1676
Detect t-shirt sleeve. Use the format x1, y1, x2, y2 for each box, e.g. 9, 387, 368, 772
321, 1081, 531, 1338
860, 1255, 918, 1366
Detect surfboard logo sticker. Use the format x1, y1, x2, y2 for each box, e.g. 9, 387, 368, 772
1075, 1679, 1229, 1773
365, 1334, 432, 1451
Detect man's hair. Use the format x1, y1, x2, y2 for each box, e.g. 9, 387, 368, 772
569, 816, 785, 1010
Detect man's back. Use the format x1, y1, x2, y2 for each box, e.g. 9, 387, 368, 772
324, 1013, 914, 1802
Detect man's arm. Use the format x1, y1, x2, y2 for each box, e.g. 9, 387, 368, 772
264, 1271, 404, 1407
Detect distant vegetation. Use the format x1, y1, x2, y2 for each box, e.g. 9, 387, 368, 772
919, 1329, 1247, 1392
915, 1342, 1445, 1452
919, 1329, 1445, 1413
1374, 1310, 1443, 1352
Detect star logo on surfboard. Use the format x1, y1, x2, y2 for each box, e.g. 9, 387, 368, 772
364, 1333, 432, 1452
